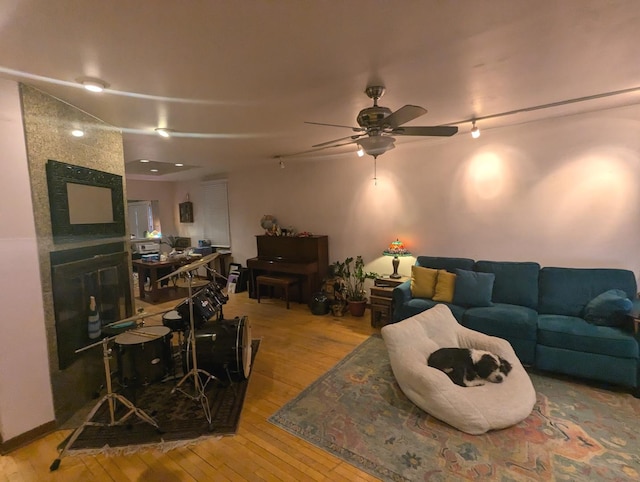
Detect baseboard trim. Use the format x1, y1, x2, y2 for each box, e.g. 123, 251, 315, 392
0, 420, 57, 454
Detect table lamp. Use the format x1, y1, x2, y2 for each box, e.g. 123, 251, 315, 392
383, 239, 412, 279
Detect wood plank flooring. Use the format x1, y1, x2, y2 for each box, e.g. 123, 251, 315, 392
1, 290, 381, 481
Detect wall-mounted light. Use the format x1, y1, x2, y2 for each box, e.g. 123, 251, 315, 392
471, 120, 480, 139
71, 129, 84, 137
78, 77, 108, 93
155, 128, 172, 138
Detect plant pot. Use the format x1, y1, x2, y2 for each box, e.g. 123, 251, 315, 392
348, 300, 367, 317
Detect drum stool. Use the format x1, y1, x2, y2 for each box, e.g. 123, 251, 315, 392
256, 275, 301, 309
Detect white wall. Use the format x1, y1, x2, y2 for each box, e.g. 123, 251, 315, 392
0, 79, 55, 441
228, 103, 640, 284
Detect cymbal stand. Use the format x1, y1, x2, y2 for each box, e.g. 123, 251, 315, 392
171, 270, 218, 427
50, 335, 159, 471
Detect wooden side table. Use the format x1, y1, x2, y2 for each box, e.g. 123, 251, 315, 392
370, 276, 409, 328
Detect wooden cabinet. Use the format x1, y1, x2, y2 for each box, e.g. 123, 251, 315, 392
370, 276, 409, 328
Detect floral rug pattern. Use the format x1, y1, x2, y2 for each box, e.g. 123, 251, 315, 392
269, 335, 640, 481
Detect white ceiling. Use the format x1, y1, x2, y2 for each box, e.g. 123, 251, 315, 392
2, 0, 639, 181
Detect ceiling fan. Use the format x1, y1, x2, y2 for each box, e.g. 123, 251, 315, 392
306, 86, 458, 158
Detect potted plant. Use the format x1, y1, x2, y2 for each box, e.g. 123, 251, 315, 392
332, 256, 378, 317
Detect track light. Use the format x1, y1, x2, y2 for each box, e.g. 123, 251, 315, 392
155, 128, 172, 138
471, 121, 480, 139
78, 77, 108, 93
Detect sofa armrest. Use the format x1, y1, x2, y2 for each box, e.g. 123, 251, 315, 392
392, 280, 412, 305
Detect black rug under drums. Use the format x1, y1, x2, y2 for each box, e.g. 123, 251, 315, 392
60, 339, 259, 454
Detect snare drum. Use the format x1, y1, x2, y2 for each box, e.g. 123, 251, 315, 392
115, 326, 172, 387
183, 316, 252, 381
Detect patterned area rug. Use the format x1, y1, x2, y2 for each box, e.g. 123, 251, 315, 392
59, 339, 259, 456
269, 335, 640, 481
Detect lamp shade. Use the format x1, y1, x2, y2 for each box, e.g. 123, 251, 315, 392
383, 239, 411, 257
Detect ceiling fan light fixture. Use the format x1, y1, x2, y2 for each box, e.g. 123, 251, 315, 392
471, 121, 481, 139
358, 136, 395, 157
356, 146, 364, 157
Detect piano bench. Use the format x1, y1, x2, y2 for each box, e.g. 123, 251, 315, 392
256, 275, 301, 309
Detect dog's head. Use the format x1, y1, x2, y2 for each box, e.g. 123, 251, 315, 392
475, 353, 512, 383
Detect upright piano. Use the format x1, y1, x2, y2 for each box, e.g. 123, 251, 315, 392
247, 235, 328, 303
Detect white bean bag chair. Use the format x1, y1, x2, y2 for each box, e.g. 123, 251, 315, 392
381, 304, 536, 434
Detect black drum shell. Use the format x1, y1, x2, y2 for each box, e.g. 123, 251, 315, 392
182, 316, 251, 382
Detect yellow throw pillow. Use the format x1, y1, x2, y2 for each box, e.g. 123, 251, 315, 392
410, 265, 438, 299
433, 270, 456, 303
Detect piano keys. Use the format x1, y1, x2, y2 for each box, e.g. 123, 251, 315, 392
247, 235, 328, 303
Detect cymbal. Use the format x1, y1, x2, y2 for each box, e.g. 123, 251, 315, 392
156, 252, 221, 282
104, 308, 174, 328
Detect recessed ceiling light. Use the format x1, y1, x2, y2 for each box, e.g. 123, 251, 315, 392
155, 128, 172, 138
150, 168, 159, 173
78, 77, 108, 93
71, 129, 84, 137
175, 163, 184, 167
139, 159, 150, 163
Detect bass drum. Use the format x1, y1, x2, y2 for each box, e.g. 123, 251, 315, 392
183, 316, 252, 381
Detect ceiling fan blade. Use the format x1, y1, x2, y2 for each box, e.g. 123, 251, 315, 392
305, 121, 364, 132
378, 105, 427, 129
392, 125, 458, 137
312, 133, 365, 148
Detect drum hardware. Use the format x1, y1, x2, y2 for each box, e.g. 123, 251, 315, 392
50, 333, 160, 472
157, 253, 221, 428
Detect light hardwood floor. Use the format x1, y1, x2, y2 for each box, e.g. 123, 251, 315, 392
1, 289, 381, 481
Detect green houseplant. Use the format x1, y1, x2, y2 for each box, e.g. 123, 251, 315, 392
332, 256, 378, 316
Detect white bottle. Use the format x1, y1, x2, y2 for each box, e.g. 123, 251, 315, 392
88, 296, 101, 339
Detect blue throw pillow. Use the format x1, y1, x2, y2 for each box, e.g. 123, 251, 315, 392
583, 289, 632, 326
453, 269, 495, 307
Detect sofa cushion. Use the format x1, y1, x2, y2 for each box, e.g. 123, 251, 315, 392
474, 260, 540, 310
538, 267, 637, 316
583, 289, 633, 326
433, 270, 456, 303
416, 256, 475, 273
462, 304, 538, 341
537, 314, 639, 359
453, 269, 495, 307
410, 265, 438, 299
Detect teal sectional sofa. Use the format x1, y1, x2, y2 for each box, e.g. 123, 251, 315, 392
392, 256, 640, 395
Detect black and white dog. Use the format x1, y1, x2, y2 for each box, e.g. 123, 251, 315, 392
427, 348, 512, 387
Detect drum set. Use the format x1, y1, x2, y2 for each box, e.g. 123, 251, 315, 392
51, 253, 252, 471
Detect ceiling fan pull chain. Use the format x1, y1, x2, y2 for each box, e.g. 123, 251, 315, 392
373, 158, 377, 186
